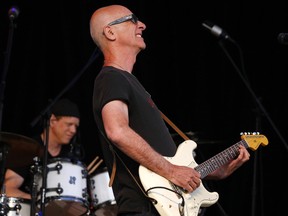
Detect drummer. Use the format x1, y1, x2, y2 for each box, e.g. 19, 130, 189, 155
3, 98, 82, 199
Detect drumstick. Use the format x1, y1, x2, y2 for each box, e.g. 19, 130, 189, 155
87, 156, 99, 171
88, 159, 103, 175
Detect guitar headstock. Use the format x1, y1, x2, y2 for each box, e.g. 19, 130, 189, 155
240, 132, 269, 151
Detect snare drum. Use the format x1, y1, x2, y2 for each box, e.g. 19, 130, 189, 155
4, 197, 30, 216
37, 158, 89, 216
89, 168, 117, 216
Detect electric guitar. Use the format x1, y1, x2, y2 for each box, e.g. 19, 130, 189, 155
139, 133, 268, 216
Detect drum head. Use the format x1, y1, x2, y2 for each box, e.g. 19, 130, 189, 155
94, 204, 118, 216
42, 198, 88, 216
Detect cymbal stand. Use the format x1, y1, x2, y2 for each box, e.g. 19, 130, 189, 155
0, 144, 8, 216
0, 144, 8, 195
30, 157, 41, 216
39, 116, 51, 216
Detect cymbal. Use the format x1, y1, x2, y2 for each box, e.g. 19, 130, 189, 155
0, 131, 44, 168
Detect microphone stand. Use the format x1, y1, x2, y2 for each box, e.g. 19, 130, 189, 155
217, 40, 288, 151
217, 39, 288, 216
0, 6, 18, 197
29, 47, 100, 216
0, 9, 18, 131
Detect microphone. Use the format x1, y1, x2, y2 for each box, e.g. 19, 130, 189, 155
277, 33, 288, 45
8, 6, 20, 21
202, 20, 235, 43
69, 133, 85, 161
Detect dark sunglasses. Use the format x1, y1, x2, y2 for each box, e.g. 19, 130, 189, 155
107, 14, 138, 26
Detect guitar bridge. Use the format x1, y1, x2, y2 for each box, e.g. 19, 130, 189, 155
170, 182, 184, 198
170, 182, 185, 216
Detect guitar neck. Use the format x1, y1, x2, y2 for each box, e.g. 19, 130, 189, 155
195, 140, 248, 179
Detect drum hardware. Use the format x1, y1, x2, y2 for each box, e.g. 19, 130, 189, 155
82, 189, 88, 201
0, 196, 30, 216
82, 168, 89, 200
47, 162, 62, 174
44, 184, 64, 196
82, 169, 88, 179
0, 204, 9, 216
30, 157, 42, 216
0, 194, 9, 216
7, 202, 21, 213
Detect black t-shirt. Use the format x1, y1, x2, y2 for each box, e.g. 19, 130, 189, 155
93, 66, 177, 214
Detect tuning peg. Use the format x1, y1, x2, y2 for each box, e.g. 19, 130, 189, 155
240, 132, 260, 136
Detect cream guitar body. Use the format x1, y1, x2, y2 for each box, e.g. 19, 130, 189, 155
139, 133, 268, 216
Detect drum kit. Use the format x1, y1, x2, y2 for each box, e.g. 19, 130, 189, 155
0, 132, 118, 216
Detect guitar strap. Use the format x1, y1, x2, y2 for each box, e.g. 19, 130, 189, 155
160, 111, 190, 141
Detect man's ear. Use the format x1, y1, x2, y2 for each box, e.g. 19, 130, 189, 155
50, 114, 58, 125
103, 26, 116, 41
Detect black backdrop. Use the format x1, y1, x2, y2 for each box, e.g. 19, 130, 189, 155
1, 1, 288, 216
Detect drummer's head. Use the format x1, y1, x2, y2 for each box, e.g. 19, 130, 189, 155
48, 98, 80, 144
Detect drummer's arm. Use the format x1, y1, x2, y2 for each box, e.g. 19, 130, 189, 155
4, 169, 31, 199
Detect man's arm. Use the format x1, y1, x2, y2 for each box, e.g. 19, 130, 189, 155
4, 169, 31, 199
101, 100, 201, 192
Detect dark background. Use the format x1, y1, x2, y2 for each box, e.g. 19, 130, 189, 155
1, 1, 287, 216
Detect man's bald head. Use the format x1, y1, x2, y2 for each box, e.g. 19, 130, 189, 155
89, 5, 132, 49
